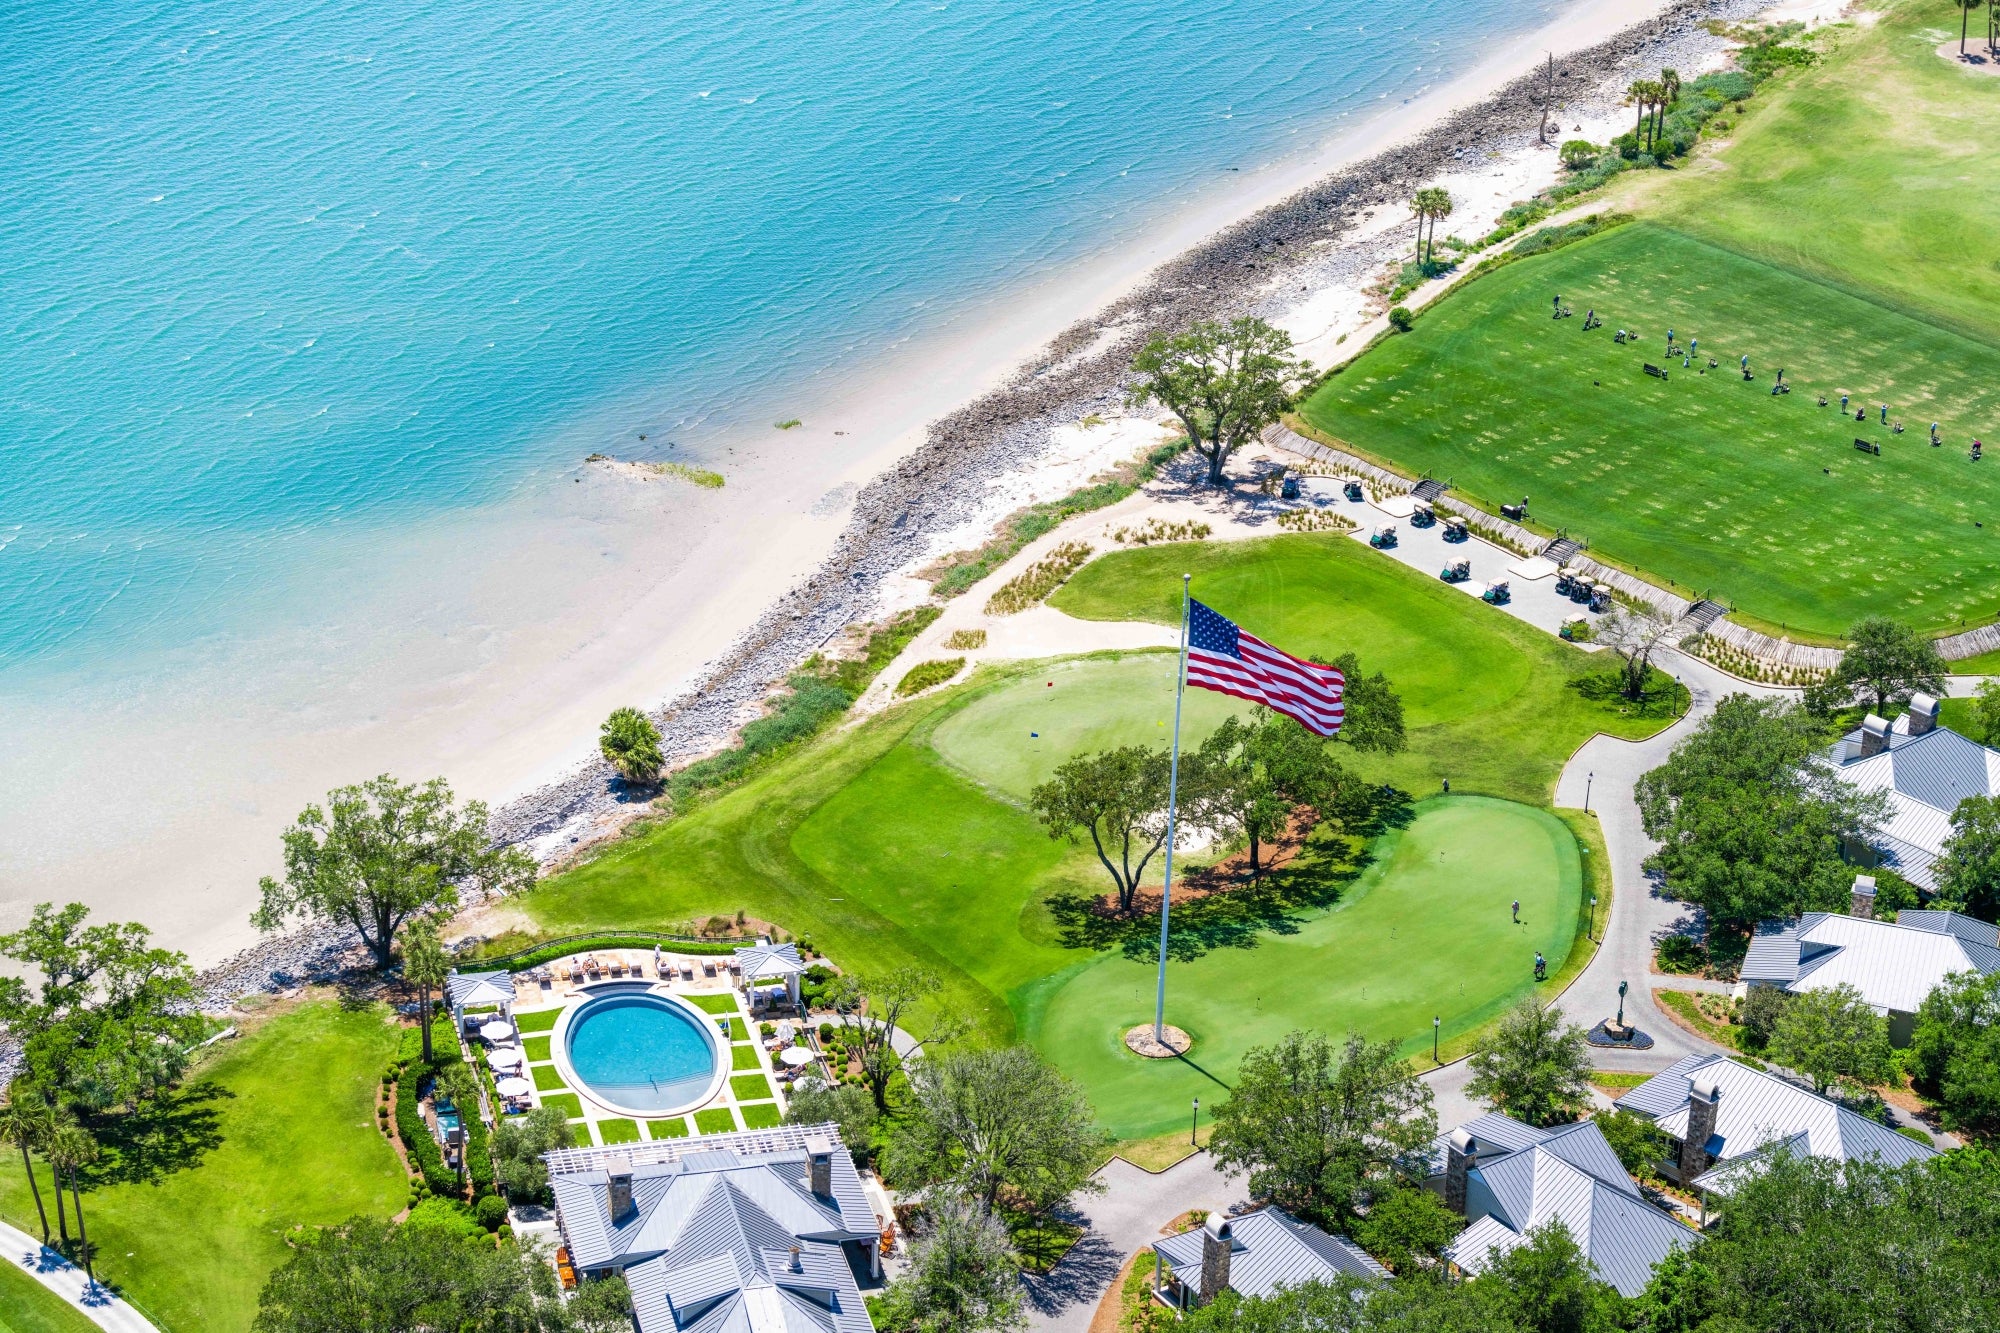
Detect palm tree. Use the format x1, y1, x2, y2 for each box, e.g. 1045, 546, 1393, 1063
0, 1095, 55, 1245
1628, 79, 1654, 141
1654, 68, 1681, 145
48, 1122, 99, 1280
1963, 0, 1983, 54
1409, 192, 1431, 262
401, 916, 450, 1066
1421, 189, 1455, 264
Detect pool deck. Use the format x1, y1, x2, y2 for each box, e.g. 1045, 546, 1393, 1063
491, 948, 830, 1148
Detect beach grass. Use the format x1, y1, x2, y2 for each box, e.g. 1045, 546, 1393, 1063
0, 999, 404, 1333
518, 533, 1678, 1136
0, 1259, 101, 1333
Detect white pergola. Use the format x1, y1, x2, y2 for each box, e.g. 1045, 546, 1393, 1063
444, 969, 515, 1031
734, 942, 805, 1007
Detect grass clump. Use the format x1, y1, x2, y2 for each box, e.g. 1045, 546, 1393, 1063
653, 461, 725, 489
1109, 518, 1212, 545
895, 658, 966, 696
1275, 509, 1355, 534
929, 439, 1187, 596
984, 542, 1094, 615
942, 627, 987, 650
774, 418, 802, 430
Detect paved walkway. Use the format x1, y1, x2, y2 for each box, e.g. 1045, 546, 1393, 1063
1, 1220, 161, 1333
1023, 1151, 1245, 1332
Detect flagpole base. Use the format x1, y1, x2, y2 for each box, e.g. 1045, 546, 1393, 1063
1125, 1024, 1194, 1059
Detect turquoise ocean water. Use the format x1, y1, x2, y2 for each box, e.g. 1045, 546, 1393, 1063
2, 0, 1566, 678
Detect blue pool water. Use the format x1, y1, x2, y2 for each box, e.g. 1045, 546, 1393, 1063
565, 993, 720, 1112
1, 0, 1571, 672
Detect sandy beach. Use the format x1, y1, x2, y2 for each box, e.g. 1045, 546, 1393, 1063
7, 0, 1777, 992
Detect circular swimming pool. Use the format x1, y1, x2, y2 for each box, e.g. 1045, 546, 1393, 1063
558, 988, 724, 1116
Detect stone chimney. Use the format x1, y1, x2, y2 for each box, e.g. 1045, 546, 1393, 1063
1859, 713, 1893, 758
806, 1136, 834, 1199
607, 1159, 635, 1224
1444, 1126, 1477, 1215
1678, 1069, 1722, 1186
1850, 874, 1878, 920
1198, 1212, 1233, 1304
1907, 693, 1941, 736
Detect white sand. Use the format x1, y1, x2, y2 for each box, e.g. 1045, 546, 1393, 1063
4, 0, 1715, 969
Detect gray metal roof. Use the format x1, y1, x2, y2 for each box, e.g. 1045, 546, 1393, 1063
1738, 912, 1999, 1014
1832, 720, 2000, 888
735, 942, 805, 979
1445, 1120, 1694, 1298
1897, 909, 2000, 950
1154, 1208, 1387, 1301
547, 1123, 877, 1320
1613, 1056, 1936, 1189
1423, 1112, 1551, 1175
444, 970, 513, 1009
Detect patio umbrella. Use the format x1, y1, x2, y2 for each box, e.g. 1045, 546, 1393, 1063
487, 1047, 525, 1071
779, 1047, 814, 1068
479, 1020, 515, 1043
495, 1076, 533, 1098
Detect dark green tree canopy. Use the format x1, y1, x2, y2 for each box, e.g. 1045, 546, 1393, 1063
1768, 981, 1894, 1095
1207, 1029, 1435, 1228
1127, 318, 1309, 485
1635, 695, 1887, 934
1806, 616, 1947, 716
875, 1191, 1025, 1333
1935, 793, 2000, 923
1030, 745, 1173, 914
1910, 968, 2000, 1137
253, 774, 536, 969
1465, 998, 1594, 1128
0, 902, 203, 1112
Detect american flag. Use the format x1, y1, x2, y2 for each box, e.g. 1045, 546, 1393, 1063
1185, 599, 1345, 736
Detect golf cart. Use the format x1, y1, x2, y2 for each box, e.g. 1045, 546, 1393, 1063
1567, 576, 1594, 604
1280, 470, 1300, 499
1442, 517, 1469, 543
1343, 479, 1364, 502
1589, 582, 1613, 613
1411, 501, 1436, 529
1554, 567, 1579, 598
1559, 614, 1592, 642
1441, 558, 1472, 584
1369, 523, 1398, 549
1483, 580, 1512, 605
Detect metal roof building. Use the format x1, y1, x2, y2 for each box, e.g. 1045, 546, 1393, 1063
1614, 1055, 1935, 1197
545, 1124, 880, 1333
1742, 907, 2000, 1043
1151, 1207, 1387, 1312
1438, 1118, 1694, 1297
1828, 696, 1999, 890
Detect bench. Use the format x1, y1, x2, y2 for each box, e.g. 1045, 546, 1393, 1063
1854, 439, 1881, 456
1644, 363, 1668, 380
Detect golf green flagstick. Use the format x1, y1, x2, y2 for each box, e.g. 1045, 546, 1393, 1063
1154, 572, 1192, 1044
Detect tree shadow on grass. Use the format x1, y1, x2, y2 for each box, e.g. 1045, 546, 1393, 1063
1569, 669, 1685, 719
80, 1081, 231, 1189
1046, 786, 1413, 966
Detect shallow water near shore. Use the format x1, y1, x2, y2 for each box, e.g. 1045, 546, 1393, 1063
2, 0, 1572, 955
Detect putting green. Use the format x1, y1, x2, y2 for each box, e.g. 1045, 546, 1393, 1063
931, 654, 1246, 800
1024, 795, 1582, 1140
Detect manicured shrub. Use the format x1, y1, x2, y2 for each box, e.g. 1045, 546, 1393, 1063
1655, 935, 1706, 974
476, 1194, 511, 1232
1387, 306, 1414, 332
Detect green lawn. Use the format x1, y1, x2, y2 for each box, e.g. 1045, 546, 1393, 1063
0, 1262, 100, 1333
1031, 796, 1581, 1139
596, 1119, 641, 1146
1298, 2, 2000, 640
739, 1104, 784, 1130
731, 1044, 764, 1071
0, 1000, 404, 1333
1298, 222, 2000, 637
520, 533, 1674, 1138
693, 1108, 739, 1135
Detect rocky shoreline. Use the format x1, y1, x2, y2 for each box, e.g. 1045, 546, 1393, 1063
179, 0, 1760, 1011
489, 0, 1759, 863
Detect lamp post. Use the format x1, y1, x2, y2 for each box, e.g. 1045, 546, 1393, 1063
1433, 1015, 1441, 1064
1590, 894, 1598, 942
1584, 770, 1594, 812
1191, 1098, 1200, 1146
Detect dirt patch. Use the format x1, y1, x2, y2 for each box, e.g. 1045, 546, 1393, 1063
1936, 40, 2000, 75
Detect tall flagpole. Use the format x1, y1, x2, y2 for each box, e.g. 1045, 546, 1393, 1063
1154, 574, 1192, 1045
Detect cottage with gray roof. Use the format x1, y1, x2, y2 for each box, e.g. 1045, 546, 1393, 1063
1828, 694, 1997, 890
1151, 1208, 1387, 1312
1436, 1116, 1693, 1297
1742, 896, 2000, 1045
545, 1124, 881, 1333
1614, 1055, 1935, 1202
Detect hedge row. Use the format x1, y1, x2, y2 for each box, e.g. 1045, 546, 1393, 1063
388, 1017, 497, 1199
484, 932, 742, 972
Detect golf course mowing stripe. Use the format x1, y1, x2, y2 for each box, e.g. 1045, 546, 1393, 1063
1299, 220, 2000, 636
1026, 796, 1582, 1140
